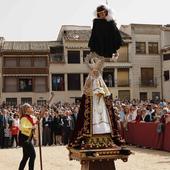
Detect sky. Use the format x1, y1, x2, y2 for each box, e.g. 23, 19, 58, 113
0, 0, 170, 41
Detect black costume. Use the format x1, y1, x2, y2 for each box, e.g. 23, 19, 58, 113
88, 18, 123, 58
69, 94, 123, 149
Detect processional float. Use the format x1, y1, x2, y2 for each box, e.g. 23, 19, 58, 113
67, 53, 131, 170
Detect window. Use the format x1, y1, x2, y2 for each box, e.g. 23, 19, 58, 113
19, 58, 32, 67
4, 77, 17, 92
148, 42, 158, 54
140, 92, 147, 101
35, 77, 47, 92
21, 98, 32, 105
67, 51, 80, 64
103, 68, 114, 87
83, 73, 88, 85
141, 68, 154, 86
164, 70, 169, 81
50, 46, 64, 62
68, 74, 80, 90
83, 50, 90, 62
152, 92, 160, 102
6, 98, 17, 106
118, 90, 130, 101
163, 54, 170, 61
4, 58, 17, 67
52, 74, 65, 91
37, 100, 46, 106
75, 97, 81, 104
19, 78, 33, 92
136, 42, 146, 54
50, 54, 64, 62
117, 68, 129, 87
34, 57, 47, 67
50, 46, 63, 54
117, 45, 128, 62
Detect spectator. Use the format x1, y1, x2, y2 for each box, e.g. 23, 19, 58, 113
146, 104, 155, 121
0, 109, 8, 148
61, 111, 71, 145
0, 111, 5, 148
129, 105, 137, 121
135, 109, 143, 122
42, 111, 52, 146
10, 114, 20, 147
52, 111, 62, 145
141, 108, 151, 122
4, 124, 11, 148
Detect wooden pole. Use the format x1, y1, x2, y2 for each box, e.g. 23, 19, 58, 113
36, 92, 55, 170
38, 117, 43, 170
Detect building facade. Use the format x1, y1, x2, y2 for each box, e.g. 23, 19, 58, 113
0, 37, 5, 100
50, 25, 132, 103
120, 24, 162, 101
0, 41, 52, 105
0, 24, 169, 105
161, 25, 170, 101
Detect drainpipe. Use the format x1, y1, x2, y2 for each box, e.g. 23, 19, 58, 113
160, 51, 164, 100
160, 29, 164, 100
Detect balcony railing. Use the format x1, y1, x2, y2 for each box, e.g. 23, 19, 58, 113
139, 77, 157, 87
104, 56, 129, 62
2, 67, 49, 74
117, 80, 130, 87
50, 54, 65, 63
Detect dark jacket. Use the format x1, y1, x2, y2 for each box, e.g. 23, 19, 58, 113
144, 114, 151, 122
51, 116, 62, 135
88, 18, 123, 58
42, 116, 52, 128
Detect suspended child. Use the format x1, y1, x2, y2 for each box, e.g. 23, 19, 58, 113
88, 5, 123, 60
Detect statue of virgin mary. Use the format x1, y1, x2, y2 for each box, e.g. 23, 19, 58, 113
68, 53, 124, 150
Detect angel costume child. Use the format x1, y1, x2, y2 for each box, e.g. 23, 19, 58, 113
88, 5, 123, 59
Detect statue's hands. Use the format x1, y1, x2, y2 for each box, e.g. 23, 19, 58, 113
96, 92, 103, 97
94, 87, 105, 97
111, 52, 119, 61
112, 52, 119, 58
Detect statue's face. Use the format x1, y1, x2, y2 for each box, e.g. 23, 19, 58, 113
98, 10, 107, 19
91, 69, 99, 78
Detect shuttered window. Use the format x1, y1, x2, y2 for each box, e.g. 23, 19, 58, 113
4, 77, 17, 92
35, 77, 47, 92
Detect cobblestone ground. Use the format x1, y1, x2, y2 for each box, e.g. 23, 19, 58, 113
0, 146, 170, 170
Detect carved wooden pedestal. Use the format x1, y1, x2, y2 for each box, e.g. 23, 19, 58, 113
81, 160, 116, 170
68, 147, 130, 170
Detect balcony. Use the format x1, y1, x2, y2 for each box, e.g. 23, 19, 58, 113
139, 77, 157, 87
2, 67, 49, 74
50, 54, 65, 63
117, 80, 130, 87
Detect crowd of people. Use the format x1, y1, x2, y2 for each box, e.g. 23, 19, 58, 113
0, 101, 79, 149
0, 99, 170, 149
